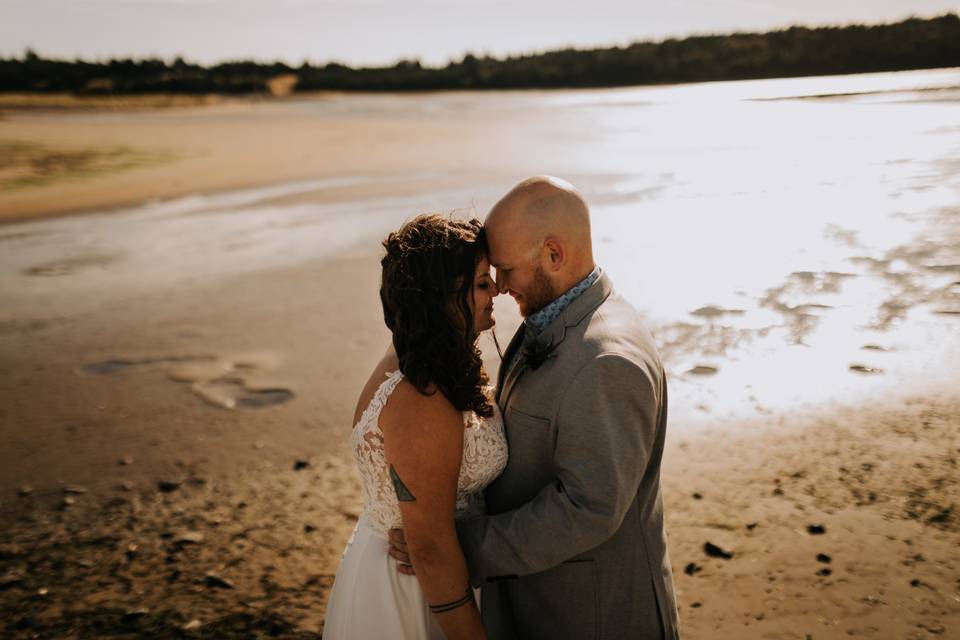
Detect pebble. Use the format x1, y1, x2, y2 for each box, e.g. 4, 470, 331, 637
917, 623, 946, 635
17, 485, 34, 497
816, 553, 832, 564
684, 562, 702, 576
203, 573, 235, 589
816, 568, 832, 577
0, 570, 25, 588
176, 531, 205, 545
807, 524, 827, 535
119, 456, 134, 466
123, 607, 149, 620
158, 479, 182, 493
703, 542, 734, 559
63, 485, 88, 494
183, 619, 203, 631
293, 460, 310, 471
746, 522, 759, 530
120, 480, 135, 491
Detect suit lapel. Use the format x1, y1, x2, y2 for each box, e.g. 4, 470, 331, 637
498, 350, 527, 411
496, 323, 526, 403
496, 272, 615, 410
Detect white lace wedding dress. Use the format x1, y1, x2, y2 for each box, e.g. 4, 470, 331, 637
322, 370, 508, 639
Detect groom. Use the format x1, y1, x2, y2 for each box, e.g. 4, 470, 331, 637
394, 176, 679, 639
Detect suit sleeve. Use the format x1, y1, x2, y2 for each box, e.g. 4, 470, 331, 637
457, 353, 661, 585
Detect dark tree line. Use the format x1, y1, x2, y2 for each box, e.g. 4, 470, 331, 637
2, 14, 958, 94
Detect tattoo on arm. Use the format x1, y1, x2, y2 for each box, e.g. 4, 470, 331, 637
429, 588, 474, 614
389, 464, 416, 502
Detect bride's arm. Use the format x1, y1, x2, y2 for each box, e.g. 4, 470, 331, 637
381, 381, 486, 640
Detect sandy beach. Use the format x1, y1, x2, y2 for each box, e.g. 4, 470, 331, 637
0, 91, 545, 225
2, 70, 959, 638
2, 375, 957, 639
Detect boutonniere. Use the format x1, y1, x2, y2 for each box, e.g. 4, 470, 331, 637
521, 335, 558, 370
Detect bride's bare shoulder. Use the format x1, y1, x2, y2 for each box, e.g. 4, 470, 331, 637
382, 378, 461, 434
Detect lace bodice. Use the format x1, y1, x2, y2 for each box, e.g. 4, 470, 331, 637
350, 370, 508, 536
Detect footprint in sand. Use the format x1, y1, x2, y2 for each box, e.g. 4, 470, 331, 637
191, 378, 295, 409
170, 354, 296, 409
82, 355, 217, 375
81, 352, 295, 409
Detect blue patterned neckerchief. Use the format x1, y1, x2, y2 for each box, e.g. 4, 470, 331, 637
524, 266, 601, 336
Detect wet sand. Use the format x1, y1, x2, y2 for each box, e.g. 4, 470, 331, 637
2, 72, 960, 638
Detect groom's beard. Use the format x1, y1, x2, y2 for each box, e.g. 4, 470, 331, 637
522, 264, 558, 317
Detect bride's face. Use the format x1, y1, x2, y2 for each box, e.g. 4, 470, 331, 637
470, 256, 496, 333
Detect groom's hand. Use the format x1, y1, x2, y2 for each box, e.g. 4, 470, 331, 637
388, 528, 416, 575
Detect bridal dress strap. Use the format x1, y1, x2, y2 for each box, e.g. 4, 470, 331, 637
352, 369, 407, 536
355, 369, 405, 430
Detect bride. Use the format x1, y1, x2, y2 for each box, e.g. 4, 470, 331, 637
322, 214, 508, 639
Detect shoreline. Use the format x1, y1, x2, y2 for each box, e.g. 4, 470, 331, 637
0, 95, 507, 225
3, 65, 959, 226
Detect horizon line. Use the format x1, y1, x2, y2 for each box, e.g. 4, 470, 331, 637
5, 11, 956, 70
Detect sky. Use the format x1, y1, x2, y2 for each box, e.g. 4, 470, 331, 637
2, 0, 959, 67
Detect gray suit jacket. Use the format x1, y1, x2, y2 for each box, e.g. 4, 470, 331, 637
457, 272, 680, 640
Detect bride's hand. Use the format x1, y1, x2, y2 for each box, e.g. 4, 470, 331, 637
388, 528, 416, 575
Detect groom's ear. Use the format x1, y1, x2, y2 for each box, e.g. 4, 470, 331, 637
543, 237, 564, 270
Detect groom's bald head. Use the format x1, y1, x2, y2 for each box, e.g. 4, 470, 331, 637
484, 176, 596, 316
487, 175, 590, 242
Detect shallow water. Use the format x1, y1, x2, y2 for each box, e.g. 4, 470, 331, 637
2, 68, 958, 426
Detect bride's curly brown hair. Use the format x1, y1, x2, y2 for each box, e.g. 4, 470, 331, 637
380, 214, 493, 418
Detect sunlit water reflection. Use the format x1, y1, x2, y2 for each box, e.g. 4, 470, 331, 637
2, 68, 958, 428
